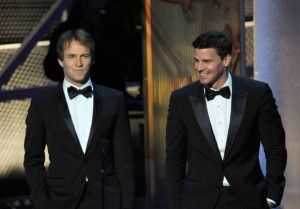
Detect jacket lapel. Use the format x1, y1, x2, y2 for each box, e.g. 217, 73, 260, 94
86, 84, 104, 151
224, 75, 248, 160
56, 86, 82, 151
188, 82, 222, 161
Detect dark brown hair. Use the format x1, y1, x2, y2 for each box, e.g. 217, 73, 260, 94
57, 29, 95, 61
192, 30, 232, 60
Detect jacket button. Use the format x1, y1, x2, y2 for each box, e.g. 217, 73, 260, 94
80, 179, 84, 183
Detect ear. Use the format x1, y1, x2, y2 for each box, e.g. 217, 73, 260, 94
58, 58, 64, 68
223, 54, 232, 67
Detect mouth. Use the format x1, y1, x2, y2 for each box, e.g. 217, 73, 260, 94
198, 70, 210, 76
74, 69, 84, 72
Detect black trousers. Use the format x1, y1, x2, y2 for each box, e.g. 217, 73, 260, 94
214, 186, 244, 209
75, 182, 100, 209
214, 186, 270, 209
75, 181, 122, 209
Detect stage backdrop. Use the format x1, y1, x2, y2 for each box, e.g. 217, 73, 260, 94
142, 0, 245, 208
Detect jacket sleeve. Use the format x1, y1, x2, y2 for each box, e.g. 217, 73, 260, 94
23, 98, 48, 206
258, 84, 287, 207
113, 93, 135, 209
165, 92, 187, 209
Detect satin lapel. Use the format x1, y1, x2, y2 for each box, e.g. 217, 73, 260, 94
86, 85, 104, 151
189, 85, 222, 161
56, 86, 81, 150
224, 76, 248, 160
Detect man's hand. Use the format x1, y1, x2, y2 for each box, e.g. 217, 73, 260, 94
267, 201, 275, 208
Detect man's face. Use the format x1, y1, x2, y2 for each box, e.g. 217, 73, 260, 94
58, 40, 92, 87
194, 48, 231, 90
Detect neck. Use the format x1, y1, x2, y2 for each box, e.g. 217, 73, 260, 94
211, 70, 229, 90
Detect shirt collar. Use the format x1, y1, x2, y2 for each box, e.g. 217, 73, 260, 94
63, 78, 93, 92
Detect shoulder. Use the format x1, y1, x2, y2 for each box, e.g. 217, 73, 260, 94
93, 84, 124, 98
171, 81, 201, 97
27, 85, 62, 117
232, 75, 277, 105
30, 85, 62, 104
232, 75, 269, 92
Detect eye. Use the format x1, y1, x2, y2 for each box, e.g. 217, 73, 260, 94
82, 54, 90, 58
203, 60, 212, 63
66, 55, 75, 59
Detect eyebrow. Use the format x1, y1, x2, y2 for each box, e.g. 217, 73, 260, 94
193, 58, 213, 61
203, 59, 213, 62
65, 53, 90, 57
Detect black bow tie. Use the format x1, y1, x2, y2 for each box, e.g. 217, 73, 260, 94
205, 86, 230, 101
67, 86, 93, 99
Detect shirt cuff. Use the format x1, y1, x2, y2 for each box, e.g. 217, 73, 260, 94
267, 198, 276, 205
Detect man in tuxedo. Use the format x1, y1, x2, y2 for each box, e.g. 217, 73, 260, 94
165, 31, 287, 209
24, 29, 134, 209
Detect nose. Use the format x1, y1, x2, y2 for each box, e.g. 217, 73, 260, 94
195, 61, 204, 72
75, 57, 83, 67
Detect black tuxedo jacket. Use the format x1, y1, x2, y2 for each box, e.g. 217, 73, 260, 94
166, 75, 287, 209
24, 84, 134, 209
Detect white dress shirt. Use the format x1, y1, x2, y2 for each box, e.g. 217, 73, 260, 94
205, 73, 232, 186
63, 79, 94, 154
